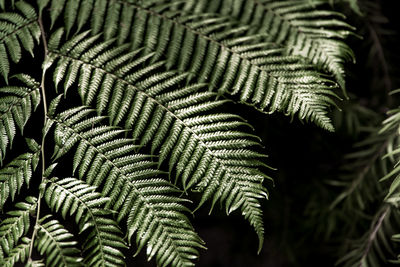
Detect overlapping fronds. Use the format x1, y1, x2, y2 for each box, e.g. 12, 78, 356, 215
328, 124, 398, 214
0, 74, 40, 162
39, 0, 355, 93
337, 206, 400, 267
0, 1, 40, 82
378, 105, 400, 197
44, 177, 126, 267
182, 0, 355, 91
0, 139, 40, 209
48, 105, 205, 267
35, 215, 83, 267
0, 237, 30, 267
43, 1, 340, 130
0, 196, 36, 260
330, 102, 400, 266
47, 32, 273, 251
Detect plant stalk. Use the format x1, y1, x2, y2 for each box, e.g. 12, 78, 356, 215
28, 15, 49, 260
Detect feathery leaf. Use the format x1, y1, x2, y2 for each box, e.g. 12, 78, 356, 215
0, 74, 40, 162
45, 177, 126, 267
0, 1, 40, 82
0, 143, 40, 210
35, 215, 83, 267
43, 1, 340, 130
0, 237, 31, 267
49, 106, 205, 267
0, 196, 36, 260
48, 33, 273, 252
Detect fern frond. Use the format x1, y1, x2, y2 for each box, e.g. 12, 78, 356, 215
183, 0, 355, 91
26, 259, 45, 267
35, 215, 83, 267
0, 237, 30, 267
49, 106, 205, 267
0, 1, 40, 83
0, 74, 40, 162
0, 196, 36, 260
44, 2, 340, 130
0, 139, 40, 209
44, 177, 126, 267
337, 205, 400, 267
47, 33, 273, 252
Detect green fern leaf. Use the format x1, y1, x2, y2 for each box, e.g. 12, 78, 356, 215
0, 1, 40, 83
49, 106, 205, 267
337, 206, 398, 267
44, 177, 126, 267
43, 2, 339, 130
0, 237, 30, 267
0, 139, 40, 210
47, 33, 272, 253
26, 259, 45, 267
183, 0, 355, 92
0, 196, 36, 260
35, 215, 83, 267
0, 74, 40, 162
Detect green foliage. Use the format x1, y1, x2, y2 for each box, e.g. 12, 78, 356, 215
0, 0, 364, 266
0, 2, 40, 83
44, 177, 126, 267
0, 139, 40, 209
1, 237, 31, 267
0, 196, 36, 260
0, 74, 40, 162
34, 215, 83, 267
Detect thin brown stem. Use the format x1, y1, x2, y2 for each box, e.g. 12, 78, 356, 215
28, 15, 49, 260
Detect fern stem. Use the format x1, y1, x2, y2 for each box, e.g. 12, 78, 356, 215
359, 206, 390, 266
28, 15, 49, 261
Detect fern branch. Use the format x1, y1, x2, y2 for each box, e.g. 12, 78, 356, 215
0, 237, 30, 267
0, 1, 40, 83
337, 205, 399, 267
0, 74, 40, 163
48, 106, 205, 267
44, 177, 126, 267
35, 215, 83, 267
47, 32, 273, 252
0, 196, 36, 260
43, 1, 340, 130
0, 139, 40, 210
184, 0, 355, 92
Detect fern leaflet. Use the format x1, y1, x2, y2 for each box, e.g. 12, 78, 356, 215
44, 177, 126, 267
47, 32, 273, 252
0, 139, 40, 210
49, 105, 205, 267
0, 196, 36, 260
0, 1, 40, 82
43, 1, 340, 130
182, 0, 355, 91
0, 74, 40, 162
35, 215, 83, 267
0, 237, 30, 267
